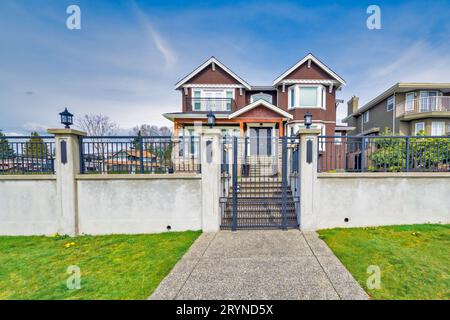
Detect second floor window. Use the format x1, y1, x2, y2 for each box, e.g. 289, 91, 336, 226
191, 89, 234, 111
250, 93, 273, 104
363, 111, 369, 123
387, 95, 394, 112
288, 85, 326, 109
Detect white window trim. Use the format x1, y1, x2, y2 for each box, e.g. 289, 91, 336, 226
287, 84, 326, 110
414, 122, 424, 135
363, 111, 370, 123
431, 121, 445, 136
191, 87, 235, 111
387, 95, 395, 112
405, 92, 415, 111
250, 92, 273, 104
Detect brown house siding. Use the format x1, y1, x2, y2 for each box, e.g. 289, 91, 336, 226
284, 60, 331, 80
189, 64, 240, 84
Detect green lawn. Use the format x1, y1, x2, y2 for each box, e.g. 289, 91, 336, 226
318, 224, 450, 300
0, 231, 201, 300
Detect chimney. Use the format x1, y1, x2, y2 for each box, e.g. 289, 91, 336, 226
347, 96, 359, 116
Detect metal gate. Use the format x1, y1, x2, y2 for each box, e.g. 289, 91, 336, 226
220, 136, 300, 230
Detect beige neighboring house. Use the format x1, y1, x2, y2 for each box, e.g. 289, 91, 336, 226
343, 83, 450, 136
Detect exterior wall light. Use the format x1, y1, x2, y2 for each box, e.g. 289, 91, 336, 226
304, 111, 313, 129
207, 110, 216, 128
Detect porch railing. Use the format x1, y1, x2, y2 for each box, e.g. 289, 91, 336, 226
0, 136, 55, 175
396, 96, 450, 117
318, 135, 450, 173
186, 97, 235, 112
79, 136, 201, 174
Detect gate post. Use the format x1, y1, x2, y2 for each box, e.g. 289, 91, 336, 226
200, 129, 221, 232
47, 128, 86, 236
298, 129, 321, 231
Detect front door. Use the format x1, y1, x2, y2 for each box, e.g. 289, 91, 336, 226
249, 127, 272, 156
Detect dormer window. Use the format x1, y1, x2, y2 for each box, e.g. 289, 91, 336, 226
250, 93, 273, 104
288, 85, 326, 109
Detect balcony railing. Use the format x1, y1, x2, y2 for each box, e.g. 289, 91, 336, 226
186, 97, 235, 112
396, 96, 450, 117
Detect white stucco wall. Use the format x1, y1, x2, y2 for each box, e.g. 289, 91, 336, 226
312, 173, 450, 229
77, 176, 202, 234
0, 177, 59, 235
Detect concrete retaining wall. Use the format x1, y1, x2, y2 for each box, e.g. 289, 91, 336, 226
0, 176, 59, 235
313, 173, 450, 229
76, 175, 202, 234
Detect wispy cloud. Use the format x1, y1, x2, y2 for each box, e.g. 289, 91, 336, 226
131, 2, 177, 68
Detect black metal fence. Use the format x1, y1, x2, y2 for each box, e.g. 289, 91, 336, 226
318, 135, 450, 173
0, 136, 55, 174
80, 136, 201, 174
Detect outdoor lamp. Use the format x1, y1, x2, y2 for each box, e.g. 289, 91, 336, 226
304, 111, 313, 129
207, 110, 216, 128
59, 108, 74, 129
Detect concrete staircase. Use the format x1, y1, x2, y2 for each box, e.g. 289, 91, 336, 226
221, 176, 298, 229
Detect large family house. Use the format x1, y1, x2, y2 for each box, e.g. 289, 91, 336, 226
163, 53, 349, 155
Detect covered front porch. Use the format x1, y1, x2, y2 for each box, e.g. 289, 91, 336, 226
166, 99, 293, 156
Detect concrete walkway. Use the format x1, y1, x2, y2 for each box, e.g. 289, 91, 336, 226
149, 230, 368, 300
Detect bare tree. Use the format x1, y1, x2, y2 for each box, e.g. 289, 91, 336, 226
76, 114, 119, 173
131, 124, 172, 137
76, 114, 119, 136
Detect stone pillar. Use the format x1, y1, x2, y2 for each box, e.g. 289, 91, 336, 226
48, 129, 86, 236
298, 129, 321, 230
200, 129, 222, 232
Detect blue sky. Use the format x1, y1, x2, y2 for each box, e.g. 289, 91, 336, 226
1, 0, 449, 134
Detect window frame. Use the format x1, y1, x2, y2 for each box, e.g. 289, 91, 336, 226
287, 84, 326, 110
387, 95, 395, 112
431, 121, 445, 136
191, 88, 235, 111
363, 111, 370, 123
414, 122, 425, 135
405, 92, 415, 111
250, 92, 273, 104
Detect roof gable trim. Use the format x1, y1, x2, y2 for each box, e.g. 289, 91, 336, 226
175, 57, 251, 90
272, 53, 346, 86
228, 99, 293, 119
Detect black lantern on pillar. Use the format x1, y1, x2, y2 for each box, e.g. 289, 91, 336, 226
59, 108, 74, 129
207, 110, 216, 128
304, 111, 313, 129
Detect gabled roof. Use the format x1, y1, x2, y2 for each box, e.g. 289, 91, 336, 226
175, 57, 251, 90
272, 53, 346, 86
228, 99, 293, 119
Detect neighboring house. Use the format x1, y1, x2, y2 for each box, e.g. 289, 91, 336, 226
163, 53, 347, 156
106, 149, 158, 173
343, 83, 450, 136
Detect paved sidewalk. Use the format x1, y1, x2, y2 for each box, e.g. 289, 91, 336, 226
149, 230, 368, 300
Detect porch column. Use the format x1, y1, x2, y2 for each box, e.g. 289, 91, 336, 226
239, 121, 245, 136
47, 128, 87, 236
298, 129, 321, 230
173, 121, 179, 136
200, 129, 222, 231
